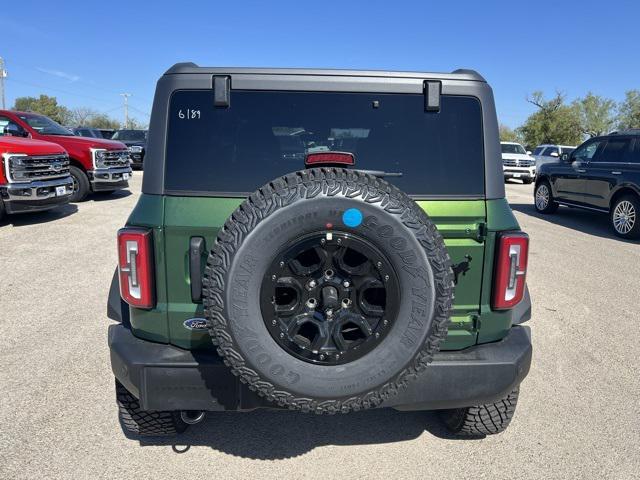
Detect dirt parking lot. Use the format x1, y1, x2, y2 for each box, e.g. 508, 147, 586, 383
1, 175, 638, 480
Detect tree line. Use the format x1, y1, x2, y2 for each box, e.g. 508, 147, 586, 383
11, 94, 147, 130
500, 90, 640, 148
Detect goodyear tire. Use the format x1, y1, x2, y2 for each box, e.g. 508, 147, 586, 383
202, 168, 454, 414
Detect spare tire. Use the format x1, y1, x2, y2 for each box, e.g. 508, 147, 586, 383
203, 168, 454, 413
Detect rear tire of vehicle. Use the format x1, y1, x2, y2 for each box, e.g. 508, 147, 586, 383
116, 380, 188, 436
69, 165, 90, 202
522, 178, 533, 185
440, 388, 519, 437
534, 180, 558, 214
610, 194, 640, 239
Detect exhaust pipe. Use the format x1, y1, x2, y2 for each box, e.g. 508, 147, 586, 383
180, 410, 206, 425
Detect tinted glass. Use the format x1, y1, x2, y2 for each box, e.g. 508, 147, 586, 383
573, 141, 601, 162
543, 147, 559, 156
165, 91, 485, 196
632, 139, 640, 163
561, 147, 575, 156
533, 146, 544, 155
17, 113, 73, 136
113, 130, 147, 141
595, 138, 631, 163
0, 116, 23, 136
501, 143, 526, 154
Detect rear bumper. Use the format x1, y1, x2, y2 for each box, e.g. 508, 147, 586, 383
1, 177, 73, 214
108, 323, 532, 412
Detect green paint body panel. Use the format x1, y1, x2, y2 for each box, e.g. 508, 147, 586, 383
125, 194, 520, 352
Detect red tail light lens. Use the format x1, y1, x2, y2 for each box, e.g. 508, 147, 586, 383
117, 228, 155, 309
305, 151, 355, 167
492, 232, 529, 310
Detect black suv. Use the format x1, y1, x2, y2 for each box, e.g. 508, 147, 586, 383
534, 130, 640, 239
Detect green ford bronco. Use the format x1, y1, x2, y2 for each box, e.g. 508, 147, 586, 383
108, 64, 532, 437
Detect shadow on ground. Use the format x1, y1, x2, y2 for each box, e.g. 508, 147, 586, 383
129, 408, 474, 459
1, 203, 78, 227
89, 189, 132, 202
510, 202, 639, 244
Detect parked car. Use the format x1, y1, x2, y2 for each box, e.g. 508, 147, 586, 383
108, 64, 532, 437
73, 127, 106, 138
501, 141, 537, 184
532, 144, 576, 170
0, 134, 73, 221
111, 129, 147, 169
534, 130, 640, 239
0, 110, 132, 202
99, 129, 116, 139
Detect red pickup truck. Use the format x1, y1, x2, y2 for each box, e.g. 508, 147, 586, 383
0, 136, 73, 220
0, 110, 132, 201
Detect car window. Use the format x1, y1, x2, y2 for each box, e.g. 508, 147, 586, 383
594, 138, 631, 163
542, 147, 558, 156
631, 139, 640, 163
501, 143, 526, 154
0, 115, 23, 136
165, 91, 485, 196
573, 141, 601, 162
532, 146, 544, 155
561, 147, 575, 156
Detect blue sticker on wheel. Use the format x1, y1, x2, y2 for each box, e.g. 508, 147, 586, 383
342, 208, 363, 228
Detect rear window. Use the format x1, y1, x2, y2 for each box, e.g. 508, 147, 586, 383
165, 90, 485, 197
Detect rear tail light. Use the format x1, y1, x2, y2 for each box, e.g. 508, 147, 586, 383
117, 228, 155, 309
492, 232, 529, 310
305, 151, 355, 167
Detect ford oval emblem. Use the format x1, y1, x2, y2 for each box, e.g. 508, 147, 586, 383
183, 318, 208, 331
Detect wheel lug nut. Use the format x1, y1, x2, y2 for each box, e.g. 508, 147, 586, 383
279, 261, 285, 268
271, 275, 277, 281
280, 333, 285, 338
320, 354, 325, 360
272, 319, 277, 326
337, 238, 342, 245
306, 298, 317, 309
326, 309, 333, 317
320, 238, 326, 245
341, 298, 352, 308
376, 261, 382, 268
343, 280, 350, 288
384, 274, 389, 281
383, 319, 388, 326
308, 279, 317, 289
375, 332, 380, 338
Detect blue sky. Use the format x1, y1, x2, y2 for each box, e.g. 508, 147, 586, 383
2, 0, 638, 128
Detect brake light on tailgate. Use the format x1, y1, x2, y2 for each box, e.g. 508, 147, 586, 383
117, 228, 155, 309
492, 232, 529, 310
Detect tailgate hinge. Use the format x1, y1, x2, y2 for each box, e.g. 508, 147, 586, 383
423, 80, 441, 112
213, 76, 231, 108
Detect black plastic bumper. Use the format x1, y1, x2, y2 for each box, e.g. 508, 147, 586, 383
3, 195, 71, 214
109, 323, 531, 412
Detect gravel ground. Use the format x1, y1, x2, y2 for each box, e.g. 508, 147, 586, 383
1, 175, 638, 480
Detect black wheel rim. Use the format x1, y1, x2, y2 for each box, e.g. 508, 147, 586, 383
260, 230, 400, 365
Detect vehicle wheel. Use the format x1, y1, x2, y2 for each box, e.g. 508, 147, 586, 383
534, 180, 558, 213
522, 178, 533, 185
203, 168, 455, 414
116, 380, 188, 436
440, 388, 519, 437
610, 194, 640, 239
69, 165, 90, 202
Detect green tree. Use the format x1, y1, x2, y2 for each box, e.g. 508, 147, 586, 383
519, 91, 582, 148
87, 114, 121, 130
13, 95, 71, 124
573, 92, 616, 137
617, 90, 640, 129
499, 123, 522, 143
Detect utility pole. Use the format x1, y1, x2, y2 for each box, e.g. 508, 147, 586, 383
120, 93, 131, 128
0, 57, 6, 110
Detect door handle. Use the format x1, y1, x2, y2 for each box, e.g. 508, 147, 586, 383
577, 169, 586, 173
189, 237, 206, 303
611, 171, 622, 175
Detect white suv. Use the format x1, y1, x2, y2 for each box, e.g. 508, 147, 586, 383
501, 142, 537, 184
